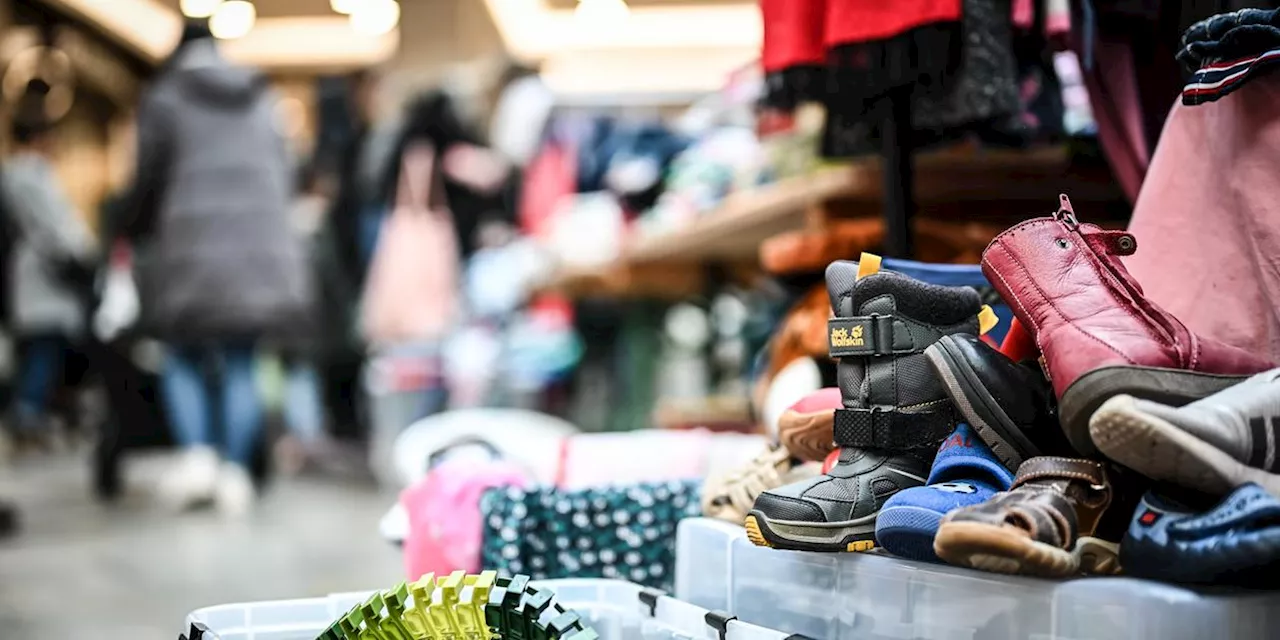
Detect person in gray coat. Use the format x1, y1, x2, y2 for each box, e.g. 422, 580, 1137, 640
122, 22, 311, 515
1, 104, 96, 446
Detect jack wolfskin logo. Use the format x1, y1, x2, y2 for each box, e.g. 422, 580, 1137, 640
830, 325, 865, 348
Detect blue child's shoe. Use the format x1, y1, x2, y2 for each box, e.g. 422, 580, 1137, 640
1122, 483, 1280, 586
876, 423, 1015, 562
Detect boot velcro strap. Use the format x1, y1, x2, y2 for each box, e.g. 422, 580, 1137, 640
827, 315, 920, 358
832, 407, 956, 450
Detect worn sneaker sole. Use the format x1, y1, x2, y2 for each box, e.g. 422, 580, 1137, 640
1089, 395, 1280, 498
1059, 365, 1249, 458
933, 521, 1121, 578
875, 506, 943, 562
925, 337, 1040, 472
777, 408, 836, 463
744, 512, 877, 553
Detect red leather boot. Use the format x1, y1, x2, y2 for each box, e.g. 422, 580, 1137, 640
981, 195, 1275, 455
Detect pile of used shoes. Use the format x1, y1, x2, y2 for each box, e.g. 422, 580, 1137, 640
708, 194, 1280, 586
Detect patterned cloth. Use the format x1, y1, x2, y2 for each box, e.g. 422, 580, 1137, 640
480, 480, 702, 591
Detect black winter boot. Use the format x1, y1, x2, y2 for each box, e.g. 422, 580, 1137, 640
745, 259, 982, 552
925, 333, 1078, 471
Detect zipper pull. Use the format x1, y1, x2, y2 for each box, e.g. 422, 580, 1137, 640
1054, 194, 1079, 230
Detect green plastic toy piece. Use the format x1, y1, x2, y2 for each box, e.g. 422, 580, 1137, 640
456, 571, 496, 640
501, 576, 530, 640
405, 573, 439, 640
485, 586, 508, 637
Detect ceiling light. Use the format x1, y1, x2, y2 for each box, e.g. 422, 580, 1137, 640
209, 0, 256, 39
575, 0, 630, 28
350, 0, 400, 37
330, 0, 356, 14
180, 0, 222, 18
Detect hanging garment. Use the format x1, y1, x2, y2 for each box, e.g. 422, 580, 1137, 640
479, 481, 702, 590
823, 0, 1021, 157
1178, 8, 1280, 105
1125, 79, 1280, 363
360, 143, 460, 345
760, 0, 828, 109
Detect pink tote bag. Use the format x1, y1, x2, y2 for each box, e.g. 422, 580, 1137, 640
361, 143, 460, 345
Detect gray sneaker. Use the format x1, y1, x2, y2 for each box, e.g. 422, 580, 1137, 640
745, 259, 982, 552
1090, 368, 1280, 498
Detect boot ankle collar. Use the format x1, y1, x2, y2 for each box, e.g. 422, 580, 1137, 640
833, 407, 956, 451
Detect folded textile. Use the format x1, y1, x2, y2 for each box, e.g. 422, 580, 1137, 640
1179, 8, 1280, 105
480, 480, 702, 591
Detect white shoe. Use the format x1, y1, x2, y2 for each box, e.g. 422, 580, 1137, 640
157, 446, 219, 511
215, 463, 256, 517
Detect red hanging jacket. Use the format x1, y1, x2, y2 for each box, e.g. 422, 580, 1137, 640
760, 0, 827, 73
825, 0, 962, 46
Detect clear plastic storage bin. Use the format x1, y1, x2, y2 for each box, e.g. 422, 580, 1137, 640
675, 516, 1280, 640
184, 578, 793, 640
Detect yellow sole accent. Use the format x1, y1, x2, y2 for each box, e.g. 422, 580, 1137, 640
743, 516, 773, 548
846, 539, 876, 552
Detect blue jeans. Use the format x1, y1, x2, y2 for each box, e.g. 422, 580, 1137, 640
161, 343, 261, 467
283, 361, 324, 443
13, 335, 67, 433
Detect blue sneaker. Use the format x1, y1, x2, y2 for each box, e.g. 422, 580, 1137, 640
1123, 484, 1280, 586
876, 423, 1015, 562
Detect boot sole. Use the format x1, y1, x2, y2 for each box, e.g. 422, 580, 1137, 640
744, 511, 877, 553
1089, 395, 1280, 498
777, 408, 836, 463
933, 521, 1121, 577
1059, 366, 1250, 457
925, 337, 1040, 472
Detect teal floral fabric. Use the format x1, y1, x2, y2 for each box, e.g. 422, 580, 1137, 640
480, 480, 702, 590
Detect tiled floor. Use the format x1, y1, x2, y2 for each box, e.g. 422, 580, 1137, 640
0, 452, 402, 639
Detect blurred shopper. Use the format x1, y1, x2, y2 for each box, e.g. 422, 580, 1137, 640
317, 69, 395, 437
122, 22, 310, 515
1, 94, 96, 450
274, 164, 338, 474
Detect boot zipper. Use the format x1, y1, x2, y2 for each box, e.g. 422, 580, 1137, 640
1056, 195, 1179, 351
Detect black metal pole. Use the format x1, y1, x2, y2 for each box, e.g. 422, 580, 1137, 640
881, 89, 915, 258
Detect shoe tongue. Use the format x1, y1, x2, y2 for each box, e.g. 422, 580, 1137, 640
927, 423, 1015, 489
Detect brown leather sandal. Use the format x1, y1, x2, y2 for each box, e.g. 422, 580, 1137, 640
933, 456, 1122, 577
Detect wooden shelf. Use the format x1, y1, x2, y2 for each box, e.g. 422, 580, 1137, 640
539, 145, 1122, 298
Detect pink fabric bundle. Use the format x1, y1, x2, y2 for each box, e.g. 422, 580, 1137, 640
400, 457, 528, 578
1125, 80, 1280, 363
